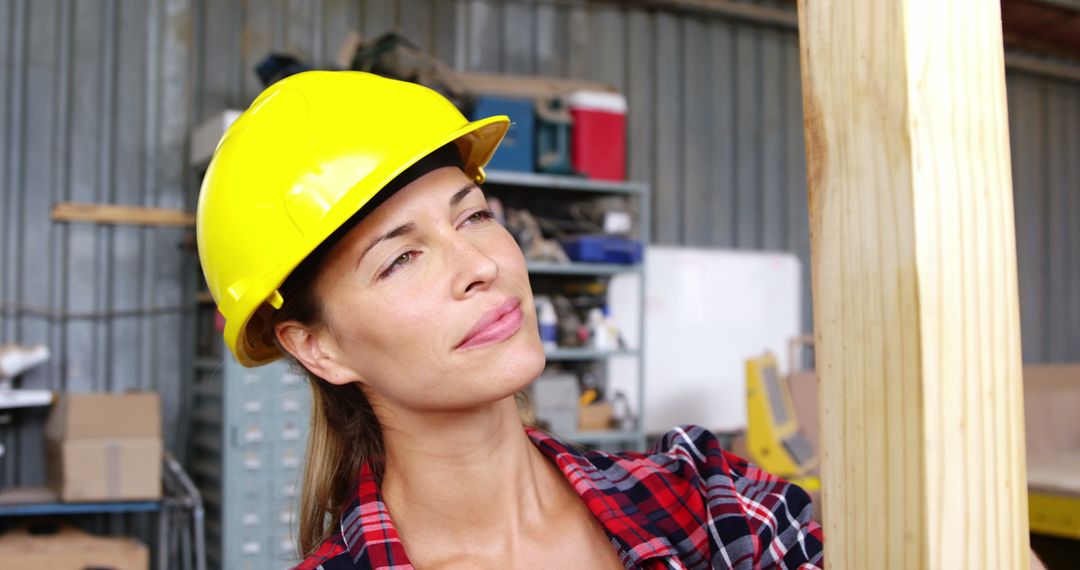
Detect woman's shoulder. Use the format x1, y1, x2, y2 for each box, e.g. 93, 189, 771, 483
531, 423, 761, 491
641, 424, 796, 488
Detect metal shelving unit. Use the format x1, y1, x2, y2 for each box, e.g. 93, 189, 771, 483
485, 169, 647, 195
546, 348, 640, 361
484, 169, 649, 451
527, 260, 639, 276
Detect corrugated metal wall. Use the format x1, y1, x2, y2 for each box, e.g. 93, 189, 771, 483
2, 0, 1079, 493
0, 0, 194, 487
1008, 71, 1080, 364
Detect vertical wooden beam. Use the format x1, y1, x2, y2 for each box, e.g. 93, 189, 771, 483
796, 0, 1030, 568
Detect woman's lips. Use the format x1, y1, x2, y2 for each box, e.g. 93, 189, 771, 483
456, 298, 523, 350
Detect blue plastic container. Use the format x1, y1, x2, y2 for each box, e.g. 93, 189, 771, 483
560, 235, 643, 264
470, 95, 535, 173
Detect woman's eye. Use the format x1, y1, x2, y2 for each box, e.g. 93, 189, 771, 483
464, 209, 495, 224
379, 251, 418, 279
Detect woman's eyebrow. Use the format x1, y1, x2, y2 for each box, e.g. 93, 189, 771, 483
449, 183, 479, 207
357, 183, 480, 267
357, 222, 416, 267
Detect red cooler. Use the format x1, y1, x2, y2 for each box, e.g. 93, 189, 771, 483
568, 90, 627, 181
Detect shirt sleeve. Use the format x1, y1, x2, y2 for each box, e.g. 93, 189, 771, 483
653, 425, 825, 569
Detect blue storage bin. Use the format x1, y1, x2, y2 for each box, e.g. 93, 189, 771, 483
470, 95, 535, 173
560, 235, 643, 264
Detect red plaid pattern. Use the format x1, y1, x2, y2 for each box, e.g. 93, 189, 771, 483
295, 425, 823, 569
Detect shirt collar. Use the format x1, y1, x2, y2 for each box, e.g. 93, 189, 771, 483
339, 426, 677, 568
523, 427, 679, 565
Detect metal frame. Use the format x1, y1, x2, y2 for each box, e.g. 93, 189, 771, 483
484, 169, 650, 450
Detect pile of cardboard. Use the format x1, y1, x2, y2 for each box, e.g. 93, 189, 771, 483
44, 392, 162, 502
0, 523, 148, 569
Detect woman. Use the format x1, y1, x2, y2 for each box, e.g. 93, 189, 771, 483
197, 71, 823, 569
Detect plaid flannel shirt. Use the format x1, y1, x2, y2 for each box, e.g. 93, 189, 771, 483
295, 425, 824, 569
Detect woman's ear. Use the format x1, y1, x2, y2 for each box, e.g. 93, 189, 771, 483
274, 321, 361, 386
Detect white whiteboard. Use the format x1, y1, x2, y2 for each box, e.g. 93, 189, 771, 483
608, 246, 801, 434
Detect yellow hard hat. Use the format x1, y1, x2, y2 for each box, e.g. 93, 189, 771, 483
196, 71, 509, 366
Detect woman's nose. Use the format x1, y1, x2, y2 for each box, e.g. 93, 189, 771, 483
449, 235, 499, 298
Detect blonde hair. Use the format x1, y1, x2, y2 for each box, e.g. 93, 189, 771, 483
270, 246, 386, 558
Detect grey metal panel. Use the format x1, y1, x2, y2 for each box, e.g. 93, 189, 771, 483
400, 0, 434, 53
652, 11, 680, 245
564, 1, 589, 80
239, 0, 275, 105
362, 0, 396, 43
759, 27, 786, 251
1072, 90, 1080, 363
431, 0, 458, 66
783, 34, 811, 335
502, 0, 535, 74
709, 21, 737, 247
1066, 82, 1080, 360
588, 3, 624, 90
532, 0, 561, 76
466, 0, 500, 72
1046, 82, 1072, 361
680, 16, 710, 246
624, 9, 653, 189
734, 24, 761, 249
1010, 77, 1048, 364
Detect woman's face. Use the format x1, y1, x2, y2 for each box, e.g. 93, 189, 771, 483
295, 166, 545, 413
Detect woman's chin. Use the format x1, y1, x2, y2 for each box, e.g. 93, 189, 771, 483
497, 334, 548, 392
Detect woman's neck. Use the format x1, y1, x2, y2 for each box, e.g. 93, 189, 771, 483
377, 396, 573, 552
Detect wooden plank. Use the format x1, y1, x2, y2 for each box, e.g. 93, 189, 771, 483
453, 71, 616, 98
797, 0, 1030, 567
623, 0, 797, 27
52, 203, 195, 227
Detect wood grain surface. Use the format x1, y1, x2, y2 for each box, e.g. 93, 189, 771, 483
796, 0, 1030, 567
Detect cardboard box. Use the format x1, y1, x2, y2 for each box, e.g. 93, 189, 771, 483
45, 392, 162, 502
0, 523, 148, 570
578, 402, 614, 431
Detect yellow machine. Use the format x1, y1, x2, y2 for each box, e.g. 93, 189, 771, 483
745, 353, 820, 492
